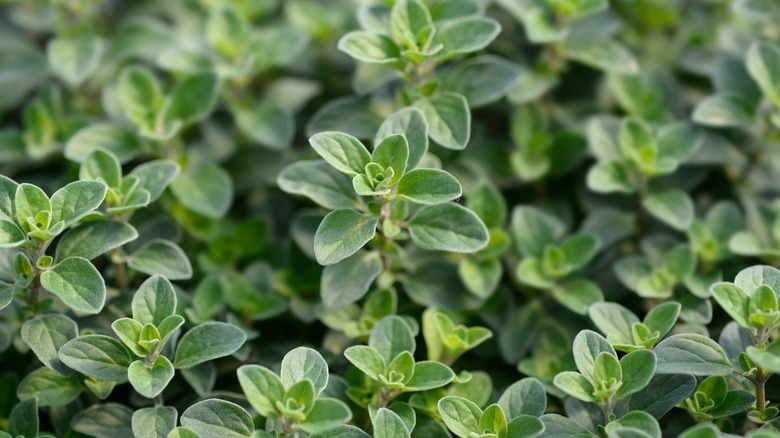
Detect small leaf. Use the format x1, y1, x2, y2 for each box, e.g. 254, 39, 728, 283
370, 316, 416, 362
8, 397, 38, 438
71, 403, 134, 438
17, 366, 81, 407
396, 169, 462, 205
41, 256, 106, 314
553, 371, 596, 402
237, 364, 285, 418
173, 322, 247, 369
58, 334, 133, 381
132, 406, 178, 438
619, 349, 656, 397
128, 239, 193, 280
643, 189, 694, 231
55, 221, 138, 262
408, 203, 488, 253
47, 34, 104, 86
655, 334, 734, 375
438, 396, 481, 438
132, 275, 178, 326
498, 378, 547, 418
321, 251, 383, 308
277, 160, 361, 210
746, 42, 780, 107
21, 314, 78, 376
373, 407, 411, 438
371, 134, 409, 184
309, 131, 372, 176
49, 180, 107, 228
314, 209, 379, 266
375, 107, 429, 169
281, 346, 329, 395
180, 399, 254, 438
415, 92, 470, 150
65, 123, 142, 164
344, 345, 386, 381
337, 31, 402, 65
403, 361, 455, 391
299, 398, 353, 434
432, 17, 501, 61
170, 164, 233, 218
128, 356, 175, 398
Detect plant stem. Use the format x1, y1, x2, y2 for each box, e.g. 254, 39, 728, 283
154, 393, 164, 407
755, 366, 766, 415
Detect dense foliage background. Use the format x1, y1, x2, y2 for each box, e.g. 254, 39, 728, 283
2, 0, 780, 437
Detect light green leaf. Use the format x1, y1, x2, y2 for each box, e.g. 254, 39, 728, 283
21, 314, 78, 376
48, 34, 103, 86
403, 361, 455, 391
396, 169, 462, 205
321, 250, 383, 308
164, 73, 220, 127
370, 316, 416, 362
170, 164, 233, 218
17, 366, 81, 407
618, 349, 656, 397
131, 275, 177, 326
278, 160, 361, 209
58, 334, 133, 381
345, 345, 386, 380
710, 282, 750, 328
643, 189, 694, 231
438, 396, 481, 438
15, 183, 50, 229
586, 161, 637, 194
128, 356, 175, 398
50, 180, 107, 228
373, 407, 411, 438
237, 364, 285, 417
442, 55, 523, 108
236, 103, 294, 150
71, 403, 134, 438
337, 31, 401, 65
180, 399, 254, 438
375, 107, 429, 169
173, 322, 247, 369
299, 398, 353, 434
309, 131, 372, 177
41, 256, 106, 314
0, 220, 25, 248
553, 372, 596, 402
65, 123, 142, 164
371, 134, 409, 184
408, 203, 488, 253
129, 159, 181, 203
8, 397, 38, 438
132, 406, 178, 438
552, 279, 603, 315
746, 42, 780, 107
55, 221, 138, 262
564, 40, 638, 74
572, 330, 616, 381
432, 17, 501, 61
281, 346, 329, 395
314, 209, 378, 265
128, 239, 193, 280
655, 334, 734, 375
498, 378, 548, 418
414, 92, 470, 150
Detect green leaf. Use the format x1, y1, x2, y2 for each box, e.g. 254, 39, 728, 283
370, 316, 416, 362
628, 374, 697, 419
21, 314, 78, 376
498, 378, 547, 417
552, 279, 603, 315
65, 123, 142, 164
414, 92, 470, 150
710, 282, 751, 328
236, 103, 294, 150
309, 131, 372, 177
539, 413, 594, 437
337, 31, 402, 65
48, 34, 103, 86
55, 221, 138, 262
321, 250, 383, 308
442, 55, 523, 108
170, 164, 233, 218
506, 415, 545, 438
644, 302, 681, 339
8, 397, 38, 438
299, 398, 353, 434
403, 361, 455, 391
586, 161, 637, 194
373, 407, 412, 438
408, 203, 488, 252
396, 169, 462, 205
71, 403, 134, 438
391, 0, 433, 50
111, 317, 145, 357
180, 399, 254, 438
655, 334, 734, 375
278, 160, 361, 210
438, 396, 482, 437
345, 345, 386, 380
375, 107, 429, 169
58, 334, 133, 381
281, 346, 329, 395
173, 322, 247, 369
604, 411, 660, 438
132, 275, 177, 326
309, 425, 371, 438
372, 134, 409, 184
746, 42, 780, 107
746, 338, 780, 373
128, 356, 175, 398
432, 17, 501, 61
79, 148, 121, 189
553, 371, 596, 402
572, 330, 616, 381
132, 406, 178, 438
458, 257, 502, 299
692, 93, 756, 128
17, 366, 81, 407
167, 427, 200, 438
510, 206, 564, 257
564, 40, 638, 74
129, 159, 181, 203
0, 220, 25, 248
314, 209, 379, 265
164, 73, 220, 128
41, 256, 106, 314
618, 349, 656, 397
643, 189, 694, 231
127, 239, 193, 280
237, 364, 286, 417
15, 183, 50, 229
733, 265, 780, 294
50, 180, 107, 228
